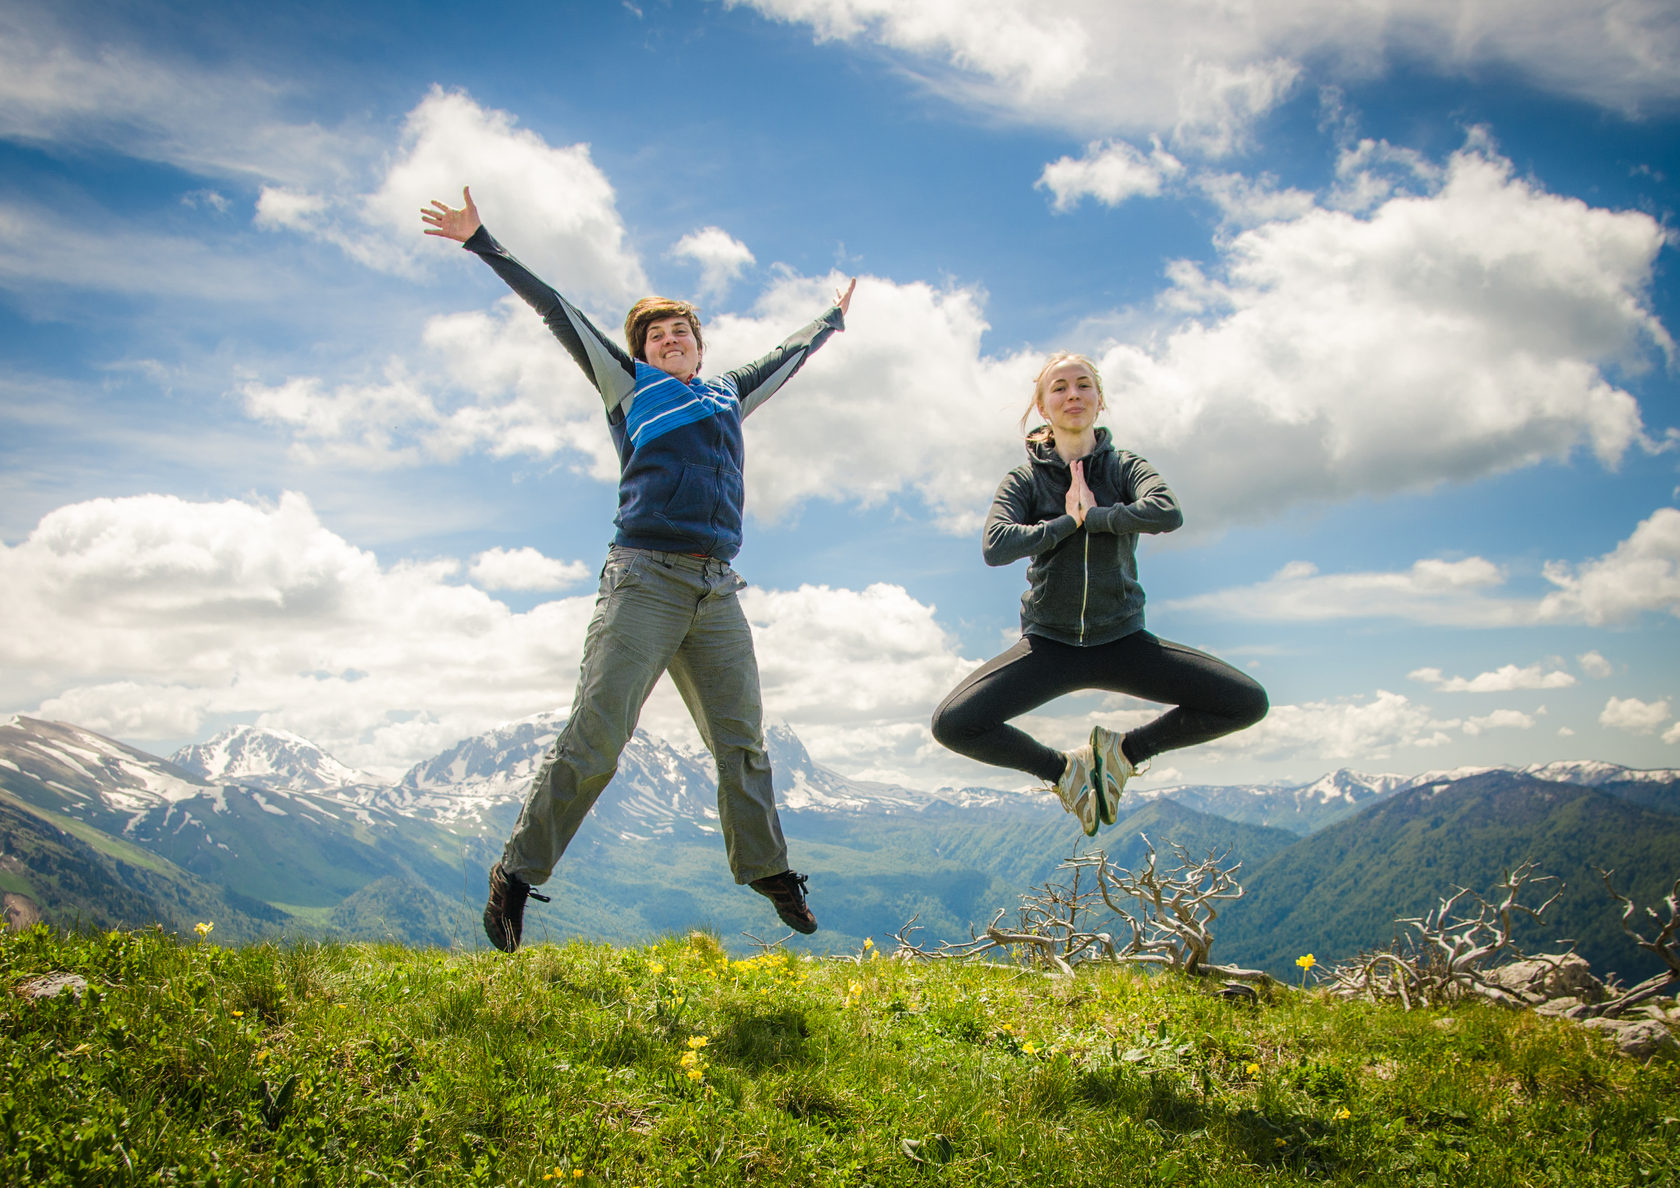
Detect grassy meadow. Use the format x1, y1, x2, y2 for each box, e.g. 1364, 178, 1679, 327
2, 924, 1676, 1186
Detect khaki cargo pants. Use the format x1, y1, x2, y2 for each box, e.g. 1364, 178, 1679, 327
499, 546, 789, 886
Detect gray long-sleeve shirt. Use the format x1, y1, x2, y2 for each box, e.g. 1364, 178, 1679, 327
984, 428, 1182, 646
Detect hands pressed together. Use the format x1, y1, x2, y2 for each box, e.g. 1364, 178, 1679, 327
1065, 459, 1098, 526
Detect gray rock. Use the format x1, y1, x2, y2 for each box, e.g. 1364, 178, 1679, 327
1483, 954, 1605, 1004
1581, 1017, 1678, 1060
19, 972, 87, 1000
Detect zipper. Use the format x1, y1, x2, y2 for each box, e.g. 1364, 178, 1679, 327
1078, 530, 1090, 644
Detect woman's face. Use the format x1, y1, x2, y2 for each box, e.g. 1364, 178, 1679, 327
1036, 360, 1102, 433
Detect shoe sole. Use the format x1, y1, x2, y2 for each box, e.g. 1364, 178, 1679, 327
1090, 727, 1120, 827
1076, 788, 1101, 837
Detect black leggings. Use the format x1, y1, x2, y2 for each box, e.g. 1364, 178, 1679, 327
930, 630, 1268, 783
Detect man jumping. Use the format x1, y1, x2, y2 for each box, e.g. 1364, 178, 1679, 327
423, 186, 854, 951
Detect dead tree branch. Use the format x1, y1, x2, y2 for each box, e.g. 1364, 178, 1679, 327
888, 836, 1274, 986
1574, 871, 1680, 1019
1324, 860, 1562, 1009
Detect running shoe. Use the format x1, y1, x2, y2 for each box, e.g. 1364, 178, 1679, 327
750, 870, 819, 934
483, 861, 550, 953
1054, 745, 1102, 837
1090, 725, 1147, 825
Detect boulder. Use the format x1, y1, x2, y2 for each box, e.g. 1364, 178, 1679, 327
1580, 1017, 1678, 1061
1482, 954, 1605, 1004
18, 972, 87, 1001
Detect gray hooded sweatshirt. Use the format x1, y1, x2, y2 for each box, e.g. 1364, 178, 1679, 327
983, 427, 1183, 646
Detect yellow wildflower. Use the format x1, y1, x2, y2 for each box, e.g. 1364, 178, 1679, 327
1022, 1041, 1039, 1056
862, 937, 874, 951
194, 921, 213, 939
1245, 1062, 1260, 1076
573, 1171, 586, 1180
1295, 954, 1316, 970
1334, 1107, 1351, 1121
649, 963, 665, 975
686, 1035, 709, 1050
230, 1010, 244, 1018
685, 1068, 704, 1082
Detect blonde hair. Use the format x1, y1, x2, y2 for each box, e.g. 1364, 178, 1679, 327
1020, 352, 1105, 443
624, 296, 704, 362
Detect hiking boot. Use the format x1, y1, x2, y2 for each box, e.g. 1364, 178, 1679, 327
750, 870, 818, 934
1054, 745, 1102, 837
1090, 726, 1147, 825
483, 861, 549, 953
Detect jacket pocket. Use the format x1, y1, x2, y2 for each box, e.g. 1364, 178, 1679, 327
656, 463, 725, 531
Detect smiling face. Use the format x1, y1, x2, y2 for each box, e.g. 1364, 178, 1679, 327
1035, 358, 1104, 434
643, 315, 701, 381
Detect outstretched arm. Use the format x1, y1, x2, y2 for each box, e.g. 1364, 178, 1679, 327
734, 277, 857, 418
420, 187, 636, 412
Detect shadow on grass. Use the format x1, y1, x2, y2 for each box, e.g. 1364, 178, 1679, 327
715, 1004, 814, 1070
1063, 1064, 1354, 1174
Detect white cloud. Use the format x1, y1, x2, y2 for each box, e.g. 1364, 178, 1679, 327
240, 295, 624, 480
0, 492, 986, 787
1171, 556, 1526, 626
0, 4, 372, 190
241, 135, 1673, 545
1461, 708, 1537, 735
743, 583, 979, 784
1100, 142, 1669, 528
1599, 696, 1672, 734
1180, 512, 1680, 628
714, 272, 1035, 528
670, 227, 756, 300
0, 491, 600, 774
469, 547, 591, 592
1409, 663, 1576, 692
1538, 507, 1680, 625
1578, 650, 1614, 679
727, 0, 1680, 149
259, 88, 649, 303
0, 201, 279, 300
1198, 689, 1458, 761
1665, 722, 1680, 745
1038, 139, 1184, 210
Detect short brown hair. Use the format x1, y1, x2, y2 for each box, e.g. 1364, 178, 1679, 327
623, 297, 704, 362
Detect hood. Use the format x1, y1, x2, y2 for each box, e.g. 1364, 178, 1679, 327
1026, 425, 1115, 470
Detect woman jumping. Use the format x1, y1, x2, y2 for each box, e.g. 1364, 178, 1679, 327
931, 353, 1268, 833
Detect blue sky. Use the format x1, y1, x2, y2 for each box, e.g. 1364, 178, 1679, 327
2, 0, 1677, 791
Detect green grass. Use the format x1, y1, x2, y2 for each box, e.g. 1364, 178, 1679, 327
2, 925, 1676, 1186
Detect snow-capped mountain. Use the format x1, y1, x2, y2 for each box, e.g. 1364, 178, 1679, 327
1126, 768, 1413, 834
366, 709, 723, 837
1521, 759, 1680, 787
361, 712, 975, 834
3, 714, 216, 823
172, 725, 375, 793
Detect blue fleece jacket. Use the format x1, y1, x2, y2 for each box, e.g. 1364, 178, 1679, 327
464, 226, 844, 559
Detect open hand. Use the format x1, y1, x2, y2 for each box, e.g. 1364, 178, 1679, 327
836, 277, 856, 316
421, 186, 481, 242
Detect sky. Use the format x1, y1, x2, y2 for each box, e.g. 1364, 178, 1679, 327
2, 0, 1678, 793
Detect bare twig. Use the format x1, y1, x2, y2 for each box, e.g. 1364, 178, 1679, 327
1324, 861, 1562, 1009
1573, 872, 1680, 1019
888, 836, 1275, 986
